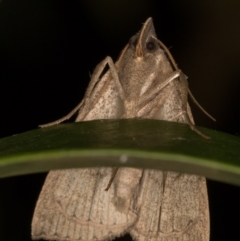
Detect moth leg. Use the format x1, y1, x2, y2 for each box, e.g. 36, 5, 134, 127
83, 56, 125, 106
188, 88, 216, 121
39, 58, 116, 127
84, 56, 124, 100
39, 101, 84, 127
136, 71, 181, 118
40, 59, 115, 127
40, 56, 125, 127
178, 71, 211, 139
168, 71, 210, 139
75, 56, 125, 121
185, 113, 211, 139
139, 70, 181, 108
137, 93, 164, 118
137, 69, 210, 139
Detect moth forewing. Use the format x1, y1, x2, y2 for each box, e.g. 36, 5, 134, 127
32, 168, 138, 241
74, 56, 126, 121
32, 17, 210, 241
130, 172, 209, 241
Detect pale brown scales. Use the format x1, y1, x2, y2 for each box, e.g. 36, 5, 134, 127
32, 17, 209, 241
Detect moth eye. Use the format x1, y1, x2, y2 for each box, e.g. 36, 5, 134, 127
146, 41, 156, 51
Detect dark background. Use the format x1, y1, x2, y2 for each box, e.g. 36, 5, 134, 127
0, 0, 240, 240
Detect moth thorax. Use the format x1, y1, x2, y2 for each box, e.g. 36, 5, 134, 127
112, 168, 142, 212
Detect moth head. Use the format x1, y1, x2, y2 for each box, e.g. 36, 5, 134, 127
119, 17, 172, 75
117, 17, 174, 98
123, 17, 170, 69
132, 17, 158, 58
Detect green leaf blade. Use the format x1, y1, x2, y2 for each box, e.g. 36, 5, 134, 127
0, 119, 239, 186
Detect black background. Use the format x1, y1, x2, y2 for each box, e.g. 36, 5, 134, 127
0, 0, 240, 240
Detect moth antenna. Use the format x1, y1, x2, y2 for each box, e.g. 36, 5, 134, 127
155, 38, 179, 71
39, 101, 84, 128
188, 88, 216, 122
105, 168, 119, 191
156, 37, 216, 122
185, 112, 211, 139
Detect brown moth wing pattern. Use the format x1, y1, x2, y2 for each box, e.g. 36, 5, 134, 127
32, 168, 138, 241
130, 171, 209, 241
32, 54, 132, 240
75, 56, 126, 122
32, 17, 209, 241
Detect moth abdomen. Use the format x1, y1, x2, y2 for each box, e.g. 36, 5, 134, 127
112, 168, 143, 213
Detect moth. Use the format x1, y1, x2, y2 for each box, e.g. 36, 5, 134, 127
32, 18, 211, 241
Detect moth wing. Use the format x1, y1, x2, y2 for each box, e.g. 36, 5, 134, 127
76, 63, 124, 122
130, 170, 209, 241
32, 168, 137, 241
